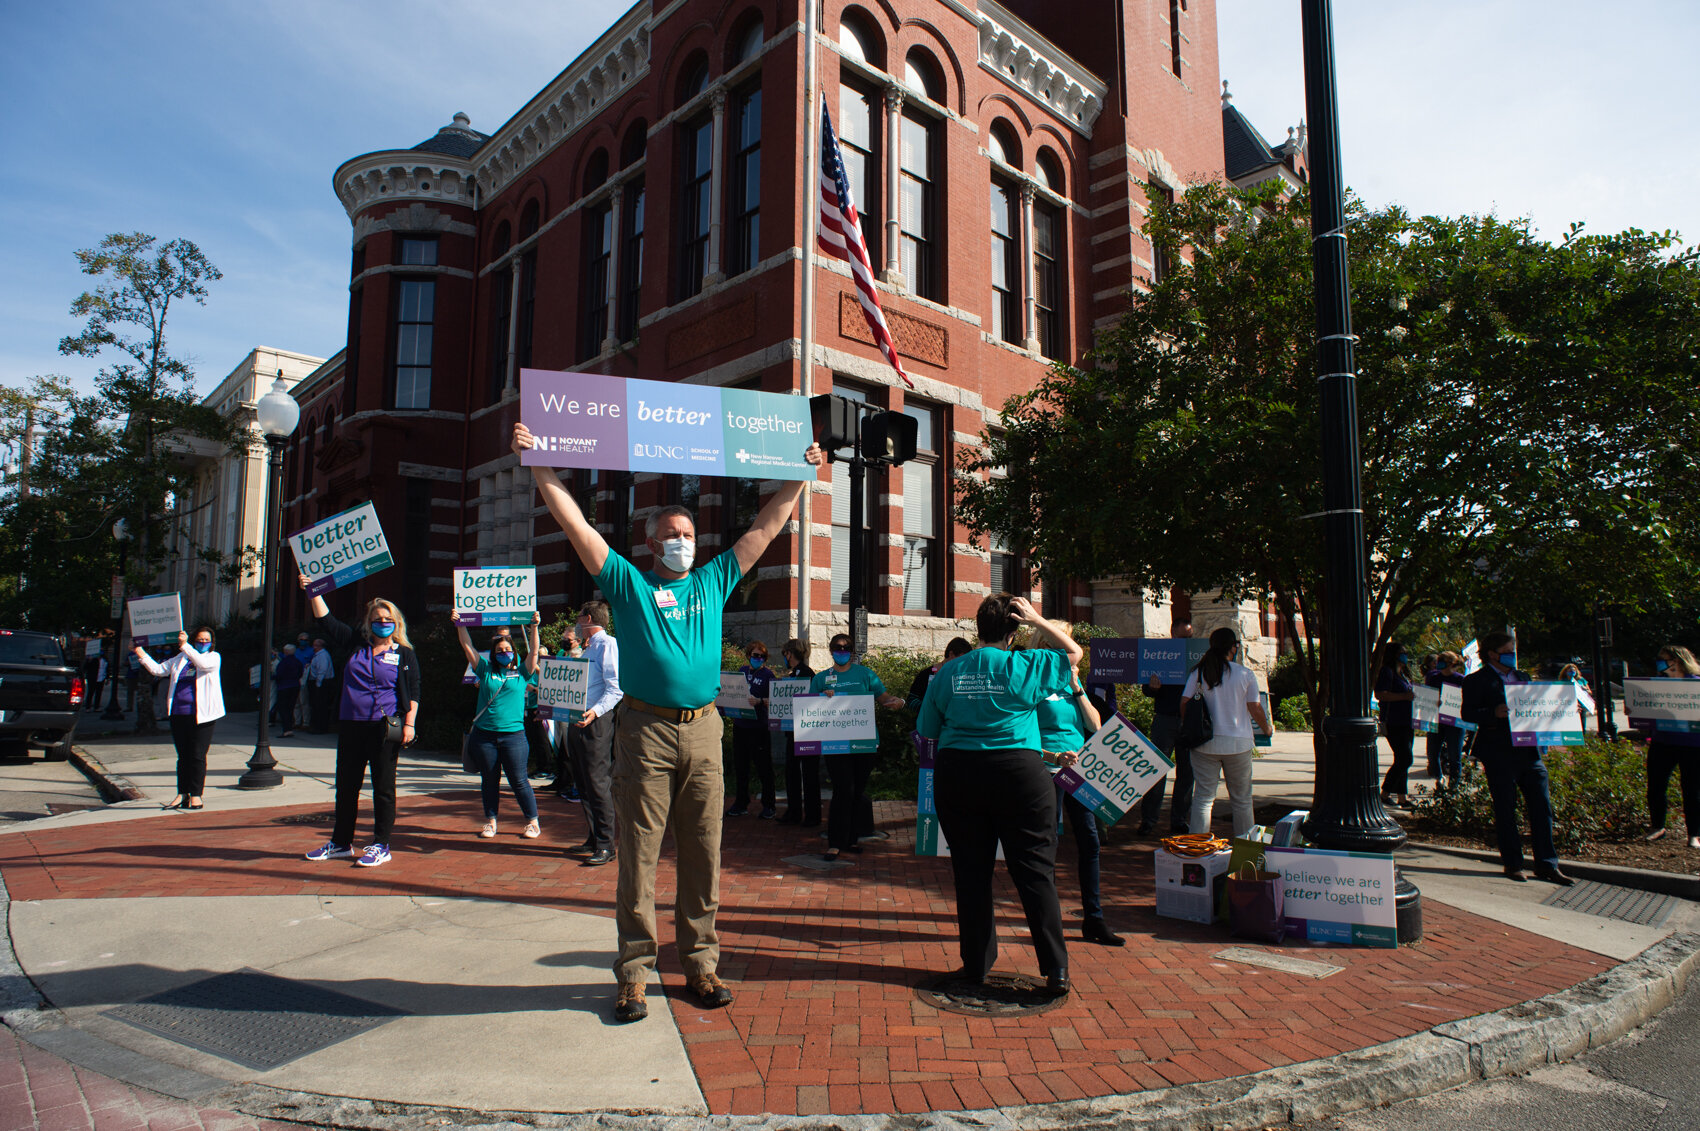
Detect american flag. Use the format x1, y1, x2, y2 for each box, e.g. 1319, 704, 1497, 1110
817, 107, 913, 389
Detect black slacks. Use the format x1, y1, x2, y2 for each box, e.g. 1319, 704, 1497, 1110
168, 713, 213, 796
730, 724, 776, 810
332, 720, 399, 848
568, 711, 617, 851
782, 734, 821, 822
824, 751, 873, 850
933, 748, 1068, 979
1647, 740, 1699, 839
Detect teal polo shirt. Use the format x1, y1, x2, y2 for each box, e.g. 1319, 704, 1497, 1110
596, 550, 742, 709
472, 656, 536, 734
809, 664, 887, 698
917, 647, 1072, 751
1035, 692, 1089, 754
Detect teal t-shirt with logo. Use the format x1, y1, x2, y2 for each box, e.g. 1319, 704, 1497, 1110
808, 664, 887, 698
596, 550, 742, 709
917, 647, 1072, 751
472, 656, 537, 733
1035, 692, 1089, 754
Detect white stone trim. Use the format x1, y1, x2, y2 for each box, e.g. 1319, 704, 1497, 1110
976, 0, 1107, 135
397, 462, 464, 483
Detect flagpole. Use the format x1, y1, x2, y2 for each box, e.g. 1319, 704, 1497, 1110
796, 0, 820, 655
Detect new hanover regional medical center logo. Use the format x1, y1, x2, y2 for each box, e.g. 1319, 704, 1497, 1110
520, 370, 814, 479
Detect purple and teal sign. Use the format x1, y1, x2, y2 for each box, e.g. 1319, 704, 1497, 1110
519, 369, 817, 480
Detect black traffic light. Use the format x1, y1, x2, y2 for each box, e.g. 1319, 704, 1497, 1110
863, 410, 918, 465
810, 393, 858, 453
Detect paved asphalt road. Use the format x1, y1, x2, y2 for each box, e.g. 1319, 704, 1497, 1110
1299, 973, 1700, 1130
0, 741, 103, 827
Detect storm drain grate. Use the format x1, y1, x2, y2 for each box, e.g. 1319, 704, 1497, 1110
105, 968, 407, 1071
915, 971, 1068, 1018
1540, 880, 1678, 927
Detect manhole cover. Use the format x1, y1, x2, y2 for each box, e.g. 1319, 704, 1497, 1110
105, 968, 406, 1071
915, 971, 1068, 1017
271, 813, 333, 826
1540, 880, 1678, 927
781, 854, 853, 872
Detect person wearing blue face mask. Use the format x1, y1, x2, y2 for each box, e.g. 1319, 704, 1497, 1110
1375, 642, 1417, 807
455, 612, 543, 841
133, 627, 224, 810
810, 633, 906, 862
1644, 645, 1700, 849
1461, 631, 1571, 884
300, 577, 422, 868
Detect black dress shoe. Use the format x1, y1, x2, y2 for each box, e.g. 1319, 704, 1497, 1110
1135, 821, 1157, 837
584, 848, 616, 866
777, 812, 801, 825
1533, 864, 1575, 887
1083, 917, 1125, 946
1045, 969, 1070, 997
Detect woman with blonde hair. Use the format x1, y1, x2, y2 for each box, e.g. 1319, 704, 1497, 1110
1645, 644, 1700, 848
299, 575, 423, 867
133, 627, 224, 810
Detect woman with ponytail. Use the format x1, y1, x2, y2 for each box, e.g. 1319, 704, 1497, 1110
1179, 628, 1272, 838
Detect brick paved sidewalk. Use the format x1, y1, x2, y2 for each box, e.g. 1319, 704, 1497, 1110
0, 793, 1608, 1119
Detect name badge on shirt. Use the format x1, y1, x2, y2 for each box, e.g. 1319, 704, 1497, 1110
653, 589, 678, 609
380, 651, 400, 666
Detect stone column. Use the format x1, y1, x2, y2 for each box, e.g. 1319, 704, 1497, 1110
1021, 182, 1041, 352
602, 177, 623, 353
882, 84, 906, 286
705, 89, 727, 286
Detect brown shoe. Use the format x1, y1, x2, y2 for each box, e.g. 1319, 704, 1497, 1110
614, 980, 648, 1023
688, 971, 733, 1008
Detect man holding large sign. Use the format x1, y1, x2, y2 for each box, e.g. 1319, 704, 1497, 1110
1506, 682, 1584, 747
512, 419, 825, 1024
290, 502, 392, 597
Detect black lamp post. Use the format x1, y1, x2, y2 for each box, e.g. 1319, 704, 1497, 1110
1296, 0, 1421, 941
100, 519, 130, 720
238, 373, 299, 790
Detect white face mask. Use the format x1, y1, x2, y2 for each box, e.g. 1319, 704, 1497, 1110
657, 536, 695, 572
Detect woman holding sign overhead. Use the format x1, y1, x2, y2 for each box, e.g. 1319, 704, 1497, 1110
133, 628, 224, 810
299, 574, 422, 868
454, 612, 543, 840
917, 595, 1080, 996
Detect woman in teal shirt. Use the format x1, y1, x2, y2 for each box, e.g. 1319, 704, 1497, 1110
454, 612, 542, 840
1035, 650, 1123, 948
811, 633, 905, 862
917, 595, 1081, 995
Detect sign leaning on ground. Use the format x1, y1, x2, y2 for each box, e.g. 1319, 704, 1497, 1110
1053, 712, 1174, 825
764, 678, 811, 731
451, 566, 537, 626
1263, 845, 1397, 948
535, 656, 591, 723
1506, 681, 1583, 746
518, 369, 818, 480
1624, 677, 1700, 735
792, 694, 879, 756
289, 502, 392, 597
126, 593, 183, 647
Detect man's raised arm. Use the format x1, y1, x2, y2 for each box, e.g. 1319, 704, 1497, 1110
732, 443, 826, 576
513, 423, 611, 576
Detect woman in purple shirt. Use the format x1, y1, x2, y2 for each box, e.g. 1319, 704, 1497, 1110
299, 574, 422, 868
134, 627, 225, 810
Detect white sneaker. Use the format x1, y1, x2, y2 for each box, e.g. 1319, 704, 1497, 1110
305, 840, 353, 861
356, 844, 391, 867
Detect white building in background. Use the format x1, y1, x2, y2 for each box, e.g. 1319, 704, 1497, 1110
157, 347, 323, 626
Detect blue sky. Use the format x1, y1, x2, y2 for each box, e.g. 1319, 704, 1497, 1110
2, 0, 1695, 405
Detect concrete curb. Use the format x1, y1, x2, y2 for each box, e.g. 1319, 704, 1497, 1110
1408, 840, 1700, 901
66, 744, 146, 803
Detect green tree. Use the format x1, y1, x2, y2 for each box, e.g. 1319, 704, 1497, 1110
959, 182, 1700, 751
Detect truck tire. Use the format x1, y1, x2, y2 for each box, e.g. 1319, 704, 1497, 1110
44, 739, 72, 762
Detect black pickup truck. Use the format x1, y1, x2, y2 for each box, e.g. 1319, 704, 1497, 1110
0, 629, 84, 761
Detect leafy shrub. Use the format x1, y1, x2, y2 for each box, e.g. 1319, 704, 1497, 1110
1276, 695, 1312, 732
410, 616, 479, 754
1267, 648, 1311, 707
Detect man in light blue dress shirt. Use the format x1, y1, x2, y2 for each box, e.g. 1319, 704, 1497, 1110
570, 599, 623, 865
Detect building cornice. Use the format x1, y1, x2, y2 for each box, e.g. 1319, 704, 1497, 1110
333, 146, 477, 221
975, 0, 1106, 136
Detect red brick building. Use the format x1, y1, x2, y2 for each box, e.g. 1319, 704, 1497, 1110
285, 0, 1234, 658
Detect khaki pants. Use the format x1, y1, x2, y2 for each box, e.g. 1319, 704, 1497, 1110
612, 704, 725, 983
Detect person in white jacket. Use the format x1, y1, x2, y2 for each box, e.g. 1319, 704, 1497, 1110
134, 628, 225, 810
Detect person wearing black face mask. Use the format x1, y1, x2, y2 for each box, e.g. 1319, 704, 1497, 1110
1461, 631, 1571, 885
455, 612, 543, 841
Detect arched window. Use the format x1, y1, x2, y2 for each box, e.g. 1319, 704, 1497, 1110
582, 149, 609, 197
838, 8, 882, 69
519, 200, 541, 239
730, 15, 763, 67
1035, 149, 1065, 197
676, 52, 710, 107
620, 119, 648, 168
903, 48, 944, 102
987, 120, 1020, 168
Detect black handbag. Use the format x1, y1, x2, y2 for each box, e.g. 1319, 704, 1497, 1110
1179, 681, 1213, 749
383, 714, 406, 749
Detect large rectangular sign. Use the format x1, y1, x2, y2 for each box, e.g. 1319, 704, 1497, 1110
1053, 712, 1173, 825
1624, 678, 1700, 735
451, 567, 536, 625
289, 502, 393, 597
1412, 685, 1440, 734
715, 672, 756, 721
1435, 680, 1476, 731
1263, 845, 1397, 947
84, 639, 102, 660
519, 369, 818, 481
765, 678, 811, 731
125, 593, 182, 647
793, 694, 879, 756
1506, 681, 1583, 747
536, 656, 591, 723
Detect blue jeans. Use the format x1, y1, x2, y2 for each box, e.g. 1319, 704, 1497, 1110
1056, 783, 1103, 919
470, 726, 537, 821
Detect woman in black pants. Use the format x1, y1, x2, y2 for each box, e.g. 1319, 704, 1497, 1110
1644, 644, 1700, 849
1376, 642, 1417, 807
134, 628, 224, 810
775, 639, 819, 825
916, 595, 1080, 995
299, 574, 421, 868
